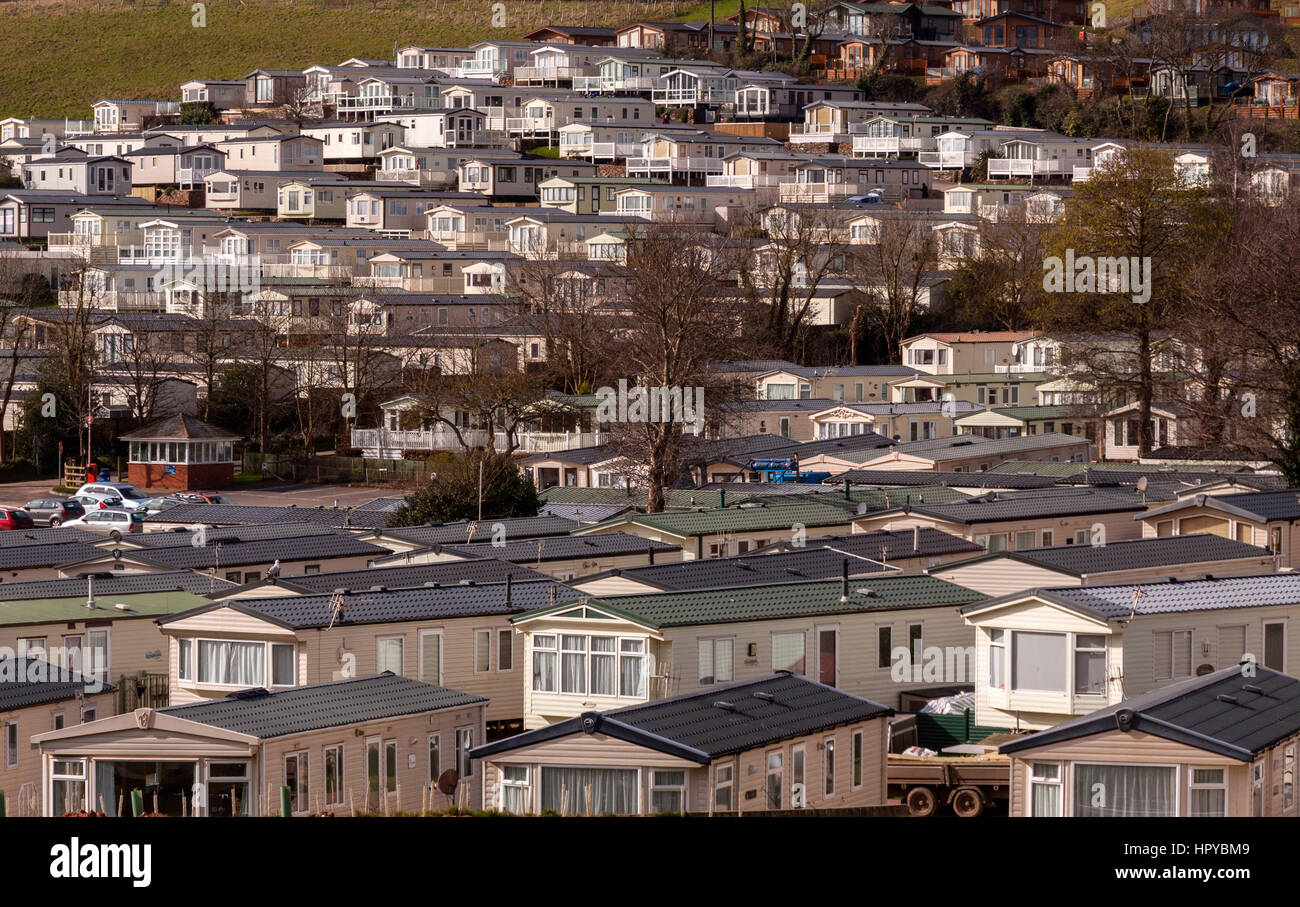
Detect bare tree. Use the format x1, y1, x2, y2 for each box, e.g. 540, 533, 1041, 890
601, 222, 745, 512
845, 214, 939, 364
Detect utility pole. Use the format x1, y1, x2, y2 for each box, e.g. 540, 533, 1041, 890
86, 382, 93, 469
477, 455, 485, 521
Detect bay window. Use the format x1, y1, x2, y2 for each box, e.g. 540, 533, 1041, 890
50, 759, 88, 815
532, 634, 557, 692
1073, 635, 1107, 695
1072, 763, 1176, 817
1011, 631, 1067, 693
560, 634, 587, 694
988, 629, 1006, 690
619, 639, 646, 697
591, 637, 617, 696
197, 639, 265, 686
541, 767, 637, 815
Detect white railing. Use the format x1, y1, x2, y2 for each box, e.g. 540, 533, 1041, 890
572, 75, 656, 92
332, 94, 435, 113
987, 157, 1074, 178
353, 275, 466, 293
1072, 165, 1092, 181
376, 168, 457, 188
505, 116, 556, 136
589, 141, 643, 160
260, 262, 357, 279
706, 173, 782, 188
626, 155, 725, 175
853, 135, 932, 155
514, 65, 594, 83
918, 150, 972, 169
651, 87, 732, 105
178, 166, 217, 185
778, 182, 861, 203
451, 61, 505, 79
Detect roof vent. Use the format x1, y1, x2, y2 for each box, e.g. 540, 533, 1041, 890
1216, 694, 1239, 705
1242, 684, 1264, 695
713, 701, 735, 711
752, 691, 775, 702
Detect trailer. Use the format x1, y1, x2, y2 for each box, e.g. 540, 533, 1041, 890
887, 753, 1010, 817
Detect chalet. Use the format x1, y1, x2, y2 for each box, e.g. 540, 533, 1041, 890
180, 80, 245, 110
471, 673, 893, 814
1137, 488, 1300, 567
960, 574, 1300, 731
33, 674, 487, 815
91, 100, 180, 134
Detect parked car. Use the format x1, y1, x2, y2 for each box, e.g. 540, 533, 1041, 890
75, 482, 153, 510
73, 492, 123, 510
61, 509, 145, 539
165, 492, 235, 505
22, 498, 86, 527
0, 508, 36, 531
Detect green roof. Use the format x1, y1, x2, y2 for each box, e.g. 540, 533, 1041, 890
581, 501, 859, 537
982, 459, 1091, 477
516, 575, 986, 629
0, 589, 213, 628
756, 487, 971, 509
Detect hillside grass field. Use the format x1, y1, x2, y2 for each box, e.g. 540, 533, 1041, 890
0, 0, 740, 118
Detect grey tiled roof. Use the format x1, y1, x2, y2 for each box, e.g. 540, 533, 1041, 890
890, 431, 1089, 461
0, 657, 113, 711
143, 503, 390, 530
994, 534, 1275, 576
759, 528, 984, 560
0, 527, 104, 548
538, 503, 634, 524
161, 578, 578, 629
160, 673, 484, 740
377, 516, 580, 546
472, 673, 890, 763
874, 487, 1146, 524
429, 532, 680, 563
115, 533, 387, 570
577, 546, 894, 592
1000, 667, 1300, 760
130, 522, 344, 548
0, 571, 236, 602
965, 573, 1300, 621
278, 558, 552, 593
0, 541, 105, 570
829, 469, 1057, 489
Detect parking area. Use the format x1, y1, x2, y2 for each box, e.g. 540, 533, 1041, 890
0, 480, 400, 511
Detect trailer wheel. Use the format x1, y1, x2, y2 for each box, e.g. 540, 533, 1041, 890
905, 786, 938, 817
951, 787, 985, 818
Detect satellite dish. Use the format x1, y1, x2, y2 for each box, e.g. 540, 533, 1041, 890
1136, 476, 1148, 493
436, 768, 459, 796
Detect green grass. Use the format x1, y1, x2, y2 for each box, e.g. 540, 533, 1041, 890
0, 0, 707, 118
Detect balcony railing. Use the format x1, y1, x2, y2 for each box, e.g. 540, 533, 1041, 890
626, 155, 725, 174
778, 182, 861, 203
572, 75, 656, 93
651, 87, 733, 105
353, 275, 467, 293
504, 116, 556, 136
589, 141, 644, 160
918, 149, 973, 168
376, 168, 457, 188
705, 173, 782, 188
178, 166, 218, 185
986, 157, 1074, 178
514, 65, 594, 83
852, 135, 932, 155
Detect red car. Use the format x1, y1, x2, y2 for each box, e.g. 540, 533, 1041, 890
0, 508, 36, 531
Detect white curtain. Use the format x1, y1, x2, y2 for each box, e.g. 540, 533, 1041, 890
541, 768, 637, 815
1012, 632, 1066, 692
620, 653, 645, 697
199, 640, 264, 685
1073, 764, 1176, 817
532, 650, 556, 692
561, 636, 586, 694
591, 638, 616, 696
